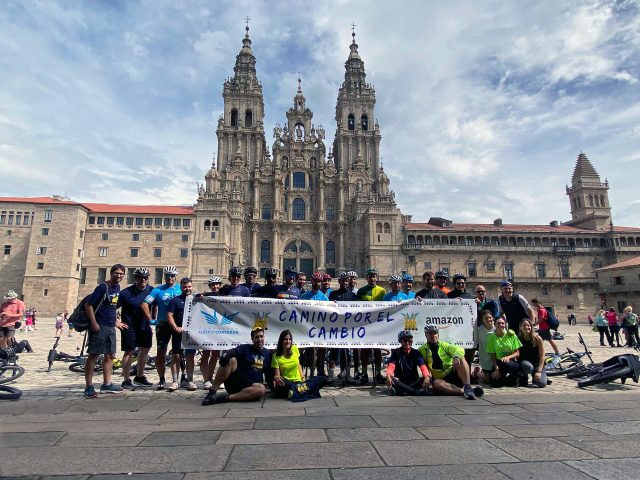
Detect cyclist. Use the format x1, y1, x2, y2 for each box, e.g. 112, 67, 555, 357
201, 276, 223, 388
220, 266, 251, 297
242, 266, 261, 295
253, 268, 281, 298
0, 290, 25, 349
329, 272, 358, 383
434, 270, 451, 295
279, 267, 302, 299
401, 274, 416, 299
474, 284, 499, 323
415, 271, 447, 299
296, 272, 307, 295
301, 273, 330, 377
166, 277, 197, 391
141, 265, 182, 390
383, 275, 408, 301
118, 267, 154, 389
202, 326, 272, 405
477, 310, 496, 384
321, 274, 333, 297
356, 268, 386, 384
447, 274, 475, 367
419, 324, 483, 399
347, 271, 359, 294
386, 330, 431, 395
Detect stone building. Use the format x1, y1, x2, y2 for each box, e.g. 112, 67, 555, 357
1, 29, 639, 316
595, 256, 640, 313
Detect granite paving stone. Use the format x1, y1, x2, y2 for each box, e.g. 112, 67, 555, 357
89, 475, 185, 480
0, 431, 66, 447
61, 399, 153, 413
254, 415, 376, 429
579, 400, 640, 410
511, 411, 588, 424
516, 402, 597, 412
184, 470, 330, 480
305, 405, 463, 416
334, 395, 422, 407
447, 413, 530, 426
560, 434, 640, 458
567, 458, 640, 480
494, 461, 596, 480
56, 432, 149, 447
417, 425, 513, 439
584, 420, 640, 435
139, 430, 222, 446
0, 409, 167, 424
373, 439, 518, 465
224, 442, 384, 470
452, 404, 529, 414
1, 445, 233, 476
372, 414, 459, 427
487, 438, 596, 461
572, 408, 640, 422
495, 423, 603, 438
40, 476, 90, 480
326, 427, 423, 442
330, 464, 510, 480
407, 396, 494, 407
217, 428, 327, 444
158, 408, 230, 419
224, 408, 306, 418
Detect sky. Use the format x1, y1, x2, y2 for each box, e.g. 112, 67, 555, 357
1, 0, 639, 227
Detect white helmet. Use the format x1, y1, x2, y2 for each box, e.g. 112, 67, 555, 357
163, 265, 179, 275
389, 275, 403, 282
208, 276, 222, 285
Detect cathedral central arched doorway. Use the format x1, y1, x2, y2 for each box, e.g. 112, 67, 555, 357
282, 241, 314, 275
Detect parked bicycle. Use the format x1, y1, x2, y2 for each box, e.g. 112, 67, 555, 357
577, 354, 640, 388
47, 335, 86, 372
0, 347, 24, 400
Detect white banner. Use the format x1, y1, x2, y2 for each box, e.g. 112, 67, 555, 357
183, 296, 476, 349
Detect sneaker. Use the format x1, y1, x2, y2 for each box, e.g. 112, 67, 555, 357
463, 384, 476, 400
167, 381, 179, 392
203, 380, 212, 389
388, 387, 396, 396
133, 376, 153, 387
473, 386, 484, 398
360, 373, 369, 385
187, 381, 198, 391
121, 379, 134, 390
180, 376, 188, 388
83, 386, 98, 399
202, 389, 217, 406
100, 383, 123, 394
157, 380, 166, 391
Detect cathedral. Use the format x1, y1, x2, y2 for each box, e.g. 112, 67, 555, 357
1, 26, 639, 317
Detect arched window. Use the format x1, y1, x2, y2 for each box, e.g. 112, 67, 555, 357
594, 195, 600, 207
348, 114, 355, 131
204, 220, 211, 231
310, 157, 317, 169
230, 109, 238, 127
376, 222, 382, 233
292, 198, 305, 220
356, 180, 363, 191
588, 195, 594, 207
326, 241, 336, 264
361, 114, 368, 131
600, 195, 605, 206
292, 172, 305, 188
261, 203, 271, 220
260, 240, 270, 263
326, 205, 335, 221
212, 220, 219, 230
384, 222, 391, 233
300, 242, 312, 253
245, 110, 252, 127
408, 235, 415, 244
284, 242, 297, 253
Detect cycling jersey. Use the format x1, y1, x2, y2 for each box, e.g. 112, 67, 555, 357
329, 288, 358, 301
418, 341, 464, 379
356, 285, 386, 301
219, 284, 251, 297
382, 291, 408, 301
143, 284, 182, 323
300, 290, 329, 301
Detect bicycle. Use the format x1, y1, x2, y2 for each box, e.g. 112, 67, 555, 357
544, 338, 592, 377
0, 347, 23, 400
46, 336, 86, 372
577, 354, 640, 388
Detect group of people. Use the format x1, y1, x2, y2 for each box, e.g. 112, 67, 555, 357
76, 263, 577, 403
594, 307, 640, 348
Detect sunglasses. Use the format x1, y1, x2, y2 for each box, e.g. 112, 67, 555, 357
476, 290, 486, 294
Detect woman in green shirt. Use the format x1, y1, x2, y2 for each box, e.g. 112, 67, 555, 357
486, 317, 523, 387
272, 330, 326, 401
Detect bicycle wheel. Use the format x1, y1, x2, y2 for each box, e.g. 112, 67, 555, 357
69, 361, 103, 373
0, 384, 22, 400
567, 363, 603, 379
547, 359, 583, 377
0, 365, 25, 385
578, 366, 632, 388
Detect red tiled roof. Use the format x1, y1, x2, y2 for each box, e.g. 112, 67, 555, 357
82, 203, 193, 215
0, 197, 194, 215
596, 256, 640, 271
405, 222, 598, 234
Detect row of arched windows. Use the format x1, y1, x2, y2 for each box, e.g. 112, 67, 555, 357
347, 113, 368, 131
259, 240, 336, 265
375, 222, 391, 233
261, 203, 335, 221
404, 234, 639, 249
230, 109, 252, 127
572, 194, 607, 210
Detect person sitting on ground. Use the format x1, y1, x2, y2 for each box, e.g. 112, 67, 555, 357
386, 330, 431, 396
383, 275, 408, 301
166, 277, 197, 392
476, 310, 496, 384
486, 317, 523, 387
517, 318, 547, 387
202, 326, 272, 405
418, 324, 483, 399
595, 309, 613, 347
272, 329, 327, 402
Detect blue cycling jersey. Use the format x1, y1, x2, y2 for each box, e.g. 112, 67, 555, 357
144, 284, 182, 323
383, 291, 409, 301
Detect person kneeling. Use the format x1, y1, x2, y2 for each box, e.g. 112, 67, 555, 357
487, 317, 523, 387
386, 330, 431, 395
202, 327, 272, 405
272, 330, 327, 402
419, 324, 483, 400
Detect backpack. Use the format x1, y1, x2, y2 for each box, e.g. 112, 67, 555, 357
69, 284, 106, 332
546, 310, 560, 330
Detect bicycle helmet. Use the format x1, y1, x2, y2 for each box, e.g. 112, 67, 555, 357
434, 270, 448, 279
228, 266, 243, 277
424, 324, 439, 334
208, 276, 222, 285
365, 267, 378, 276
347, 271, 358, 278
243, 266, 258, 275
311, 272, 324, 282
338, 271, 349, 280
452, 273, 466, 282
264, 267, 278, 279
284, 266, 298, 278
398, 330, 414, 342
133, 267, 150, 278
402, 273, 413, 282
163, 265, 179, 275
389, 274, 402, 283
322, 273, 332, 281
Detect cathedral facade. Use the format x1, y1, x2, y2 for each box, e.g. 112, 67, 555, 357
1, 28, 640, 317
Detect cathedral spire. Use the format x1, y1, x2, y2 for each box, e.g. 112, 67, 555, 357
233, 20, 257, 84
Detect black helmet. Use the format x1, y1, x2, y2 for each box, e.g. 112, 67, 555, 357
243, 266, 258, 276
424, 324, 439, 334
228, 266, 243, 277
452, 273, 466, 282
435, 270, 448, 279
397, 330, 414, 343
264, 267, 278, 279
133, 267, 150, 278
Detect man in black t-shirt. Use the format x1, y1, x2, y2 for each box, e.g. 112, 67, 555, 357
166, 277, 197, 392
202, 327, 272, 405
386, 330, 431, 395
415, 271, 447, 299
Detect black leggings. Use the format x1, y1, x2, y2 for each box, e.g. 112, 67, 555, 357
609, 324, 621, 346
627, 324, 640, 347
390, 377, 424, 395
597, 326, 612, 346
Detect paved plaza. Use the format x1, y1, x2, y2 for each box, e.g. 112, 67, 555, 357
1, 320, 640, 479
